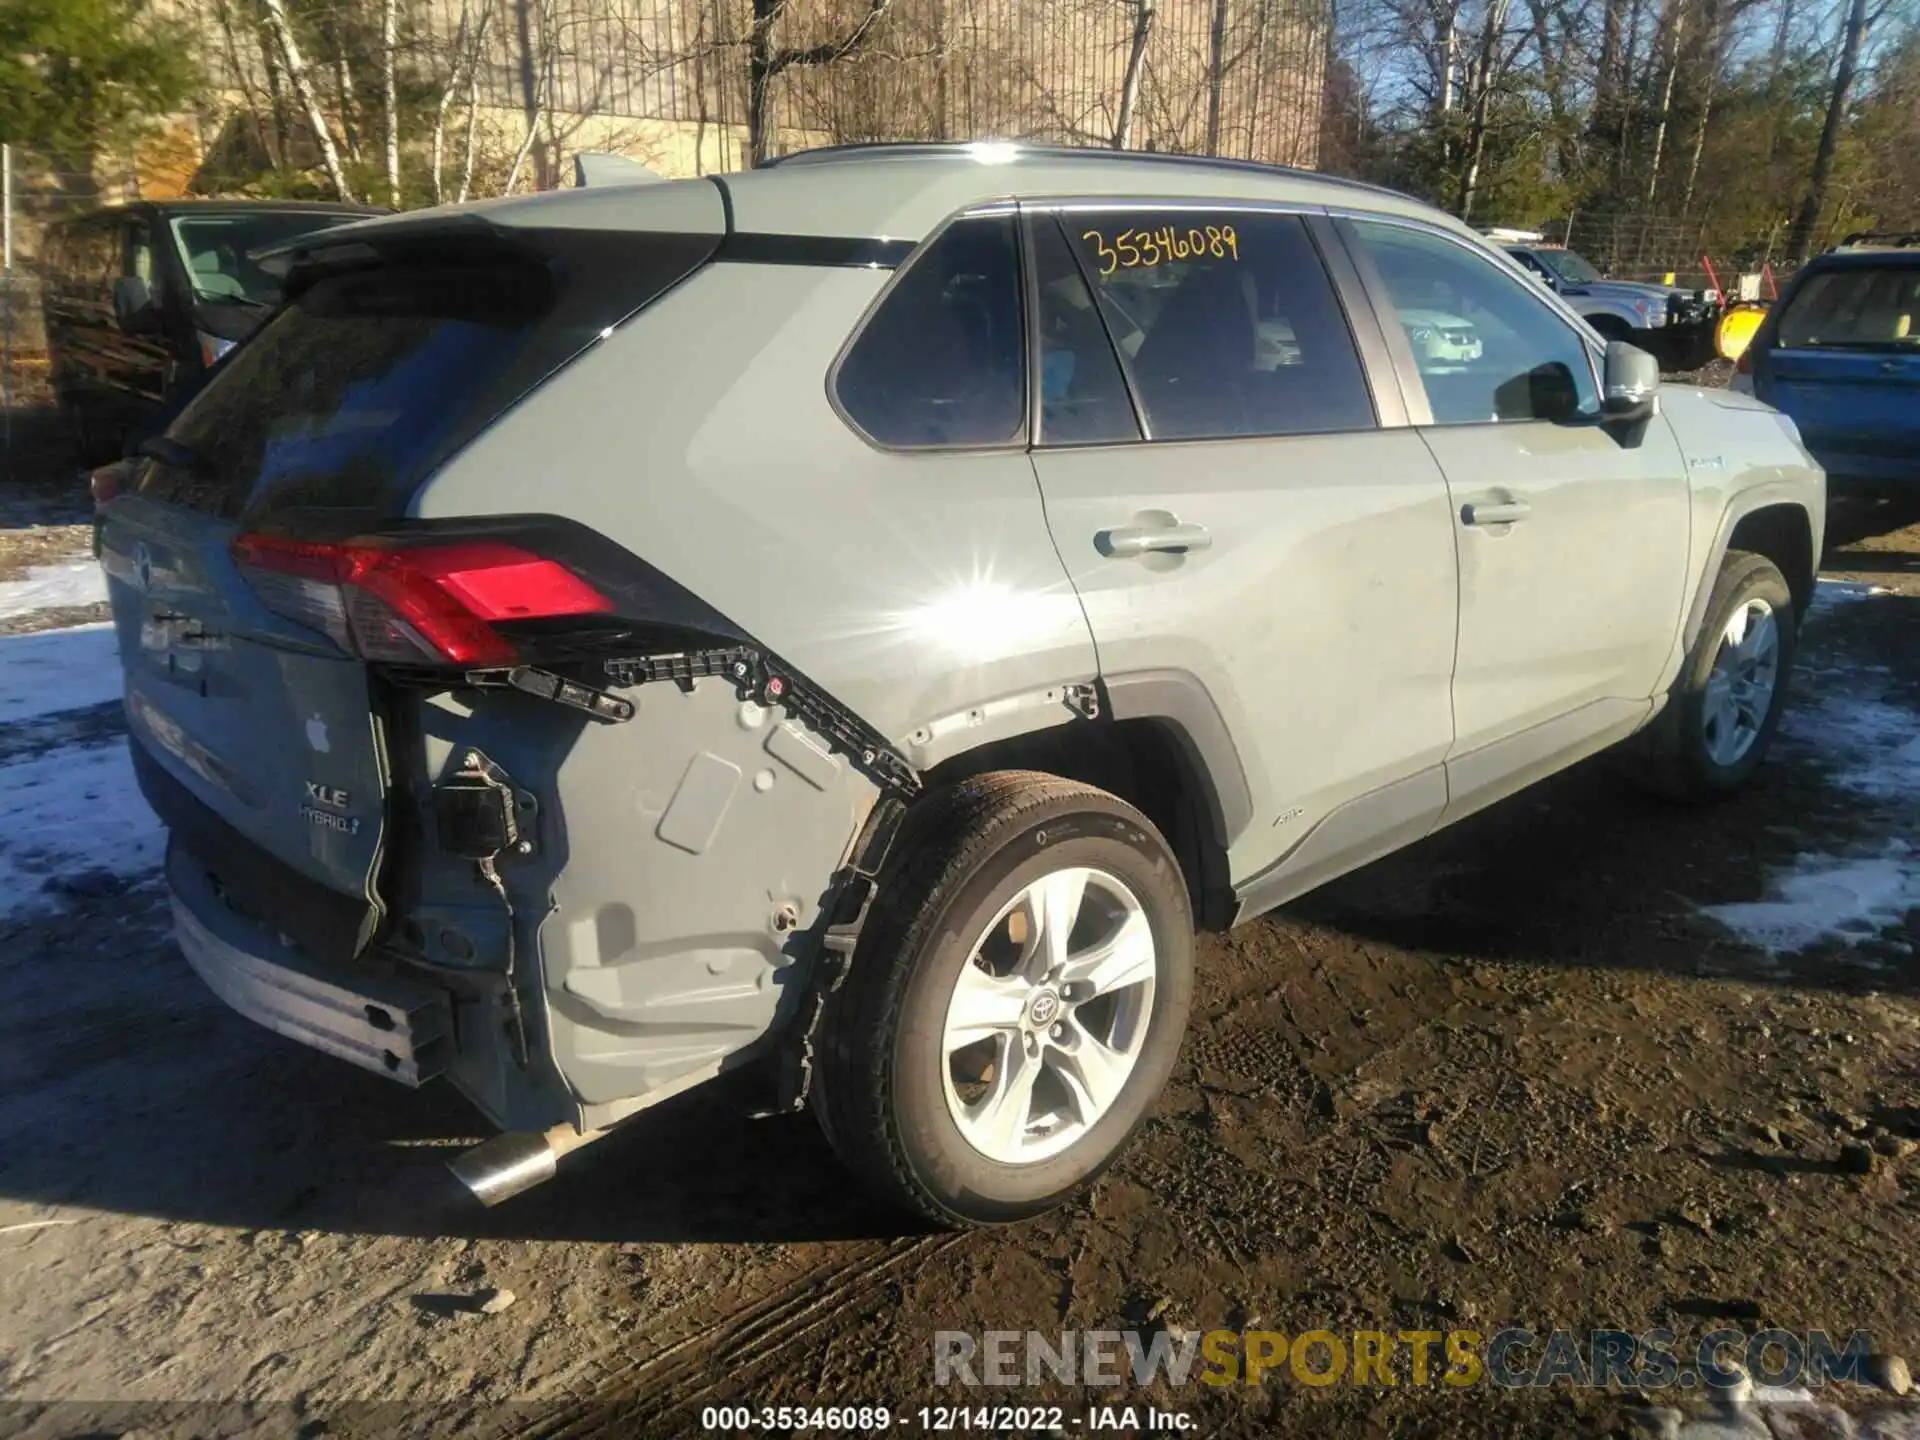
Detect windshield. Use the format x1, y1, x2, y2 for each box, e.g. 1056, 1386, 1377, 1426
168, 211, 366, 307
1777, 266, 1920, 350
1536, 249, 1603, 285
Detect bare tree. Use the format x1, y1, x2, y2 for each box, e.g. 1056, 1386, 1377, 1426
747, 0, 896, 164
259, 0, 357, 199
504, 0, 556, 192
1114, 0, 1158, 147
431, 0, 494, 203
1785, 0, 1879, 259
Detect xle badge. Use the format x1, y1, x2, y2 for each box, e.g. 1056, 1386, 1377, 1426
302, 781, 359, 835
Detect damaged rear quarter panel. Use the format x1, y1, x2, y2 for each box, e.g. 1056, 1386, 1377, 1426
406, 258, 1098, 1118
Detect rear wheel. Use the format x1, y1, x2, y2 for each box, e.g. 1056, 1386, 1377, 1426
1635, 550, 1796, 800
812, 771, 1194, 1227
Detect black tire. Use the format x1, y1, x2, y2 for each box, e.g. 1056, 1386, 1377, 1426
811, 771, 1194, 1227
1634, 549, 1797, 801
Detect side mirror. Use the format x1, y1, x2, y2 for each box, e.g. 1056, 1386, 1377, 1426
1602, 340, 1660, 422
113, 275, 156, 334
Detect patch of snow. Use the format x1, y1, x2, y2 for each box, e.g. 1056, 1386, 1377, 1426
0, 556, 107, 619
1700, 585, 1920, 954
0, 626, 124, 724
1779, 689, 1920, 799
1808, 578, 1896, 618
0, 739, 164, 918
1703, 843, 1920, 953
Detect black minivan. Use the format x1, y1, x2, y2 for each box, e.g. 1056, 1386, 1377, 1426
41, 199, 383, 464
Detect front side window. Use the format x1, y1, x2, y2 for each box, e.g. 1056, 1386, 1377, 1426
1776, 266, 1920, 349
835, 214, 1026, 449
1063, 209, 1375, 442
1351, 219, 1601, 427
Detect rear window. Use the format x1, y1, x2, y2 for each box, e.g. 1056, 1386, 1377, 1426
1777, 265, 1920, 350
139, 228, 716, 525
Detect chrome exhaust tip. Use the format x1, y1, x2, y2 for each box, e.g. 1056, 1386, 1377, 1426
447, 1130, 560, 1207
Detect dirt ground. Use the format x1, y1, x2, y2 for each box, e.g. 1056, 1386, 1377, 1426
3, 396, 1920, 1440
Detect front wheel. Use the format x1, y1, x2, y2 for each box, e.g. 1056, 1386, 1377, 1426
812, 772, 1194, 1227
1636, 550, 1796, 800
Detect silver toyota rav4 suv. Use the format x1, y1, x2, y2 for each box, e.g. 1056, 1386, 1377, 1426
101, 143, 1824, 1227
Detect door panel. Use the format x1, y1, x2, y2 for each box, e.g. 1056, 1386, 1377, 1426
1342, 216, 1691, 765
1034, 429, 1459, 886
1421, 417, 1689, 754
1031, 205, 1460, 887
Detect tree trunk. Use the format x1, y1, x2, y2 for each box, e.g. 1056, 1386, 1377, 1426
747, 0, 779, 164
1763, 0, 1795, 163
1680, 71, 1715, 217
332, 29, 363, 164
381, 0, 401, 206
1205, 0, 1231, 154
1785, 0, 1870, 261
1114, 0, 1157, 149
260, 0, 357, 200
257, 13, 294, 166
1456, 0, 1510, 219
748, 0, 893, 165
216, 0, 280, 168
430, 0, 469, 204
458, 49, 483, 200
1644, 0, 1685, 204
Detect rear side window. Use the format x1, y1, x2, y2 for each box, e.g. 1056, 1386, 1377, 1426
835, 214, 1026, 448
1065, 210, 1375, 442
1777, 267, 1920, 349
139, 228, 716, 524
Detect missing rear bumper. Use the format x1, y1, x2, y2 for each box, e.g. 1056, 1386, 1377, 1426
168, 845, 454, 1085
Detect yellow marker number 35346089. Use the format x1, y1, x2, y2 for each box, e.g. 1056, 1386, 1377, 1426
1081, 223, 1240, 275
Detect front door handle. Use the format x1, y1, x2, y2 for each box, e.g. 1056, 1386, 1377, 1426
1461, 499, 1532, 527
1098, 521, 1213, 558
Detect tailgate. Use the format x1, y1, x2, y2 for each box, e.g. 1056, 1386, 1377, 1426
103, 495, 391, 954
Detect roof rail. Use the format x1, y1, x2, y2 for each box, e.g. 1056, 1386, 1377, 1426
759, 140, 1419, 206
1833, 230, 1920, 250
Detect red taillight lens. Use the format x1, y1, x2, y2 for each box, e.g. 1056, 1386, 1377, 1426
89, 463, 123, 509
233, 534, 613, 666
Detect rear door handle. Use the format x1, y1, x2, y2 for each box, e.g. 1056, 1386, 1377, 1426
1460, 499, 1532, 527
1099, 522, 1213, 557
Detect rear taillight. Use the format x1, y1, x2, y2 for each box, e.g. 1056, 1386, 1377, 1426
89, 463, 123, 509
233, 534, 613, 667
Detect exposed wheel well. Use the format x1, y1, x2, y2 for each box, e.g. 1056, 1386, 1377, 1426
920, 718, 1235, 931
1585, 313, 1633, 339
1727, 504, 1816, 619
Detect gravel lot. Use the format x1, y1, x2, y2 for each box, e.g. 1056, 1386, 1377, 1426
2, 392, 1919, 1440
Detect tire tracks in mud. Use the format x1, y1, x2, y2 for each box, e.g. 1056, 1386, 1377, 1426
524, 1232, 972, 1437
